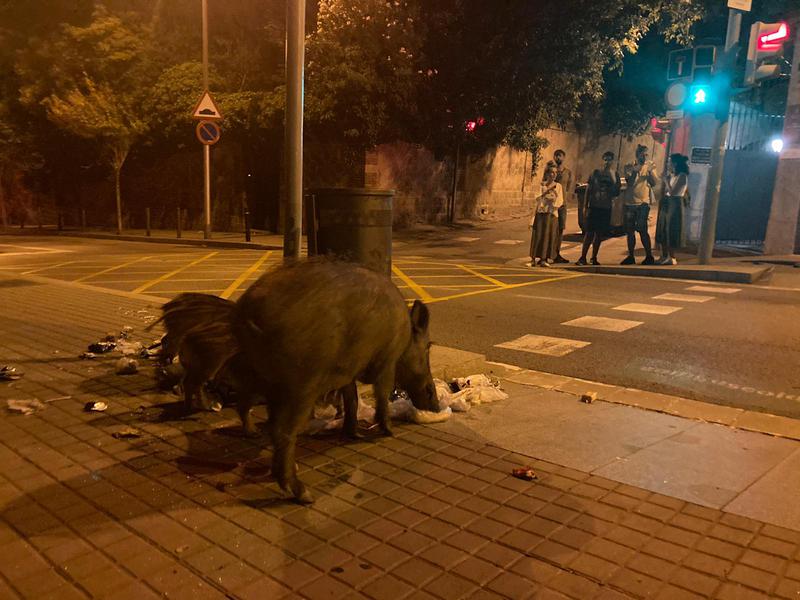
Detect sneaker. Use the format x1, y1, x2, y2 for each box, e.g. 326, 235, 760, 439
539, 260, 551, 268
575, 257, 588, 266
642, 255, 656, 265
668, 258, 677, 265
554, 255, 569, 264
620, 255, 636, 265
656, 256, 671, 265
590, 258, 600, 266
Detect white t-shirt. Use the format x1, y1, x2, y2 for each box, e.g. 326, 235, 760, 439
665, 173, 688, 198
534, 182, 564, 214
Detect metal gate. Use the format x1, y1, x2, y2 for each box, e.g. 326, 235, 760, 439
715, 102, 784, 248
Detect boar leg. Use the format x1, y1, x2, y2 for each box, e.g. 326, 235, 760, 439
268, 395, 315, 504
237, 394, 259, 437
341, 381, 361, 439
373, 369, 395, 437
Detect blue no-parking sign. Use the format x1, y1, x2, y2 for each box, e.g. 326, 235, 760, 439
196, 120, 221, 146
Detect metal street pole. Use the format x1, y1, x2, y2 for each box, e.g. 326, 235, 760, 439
698, 8, 741, 264
284, 0, 305, 261
201, 0, 212, 240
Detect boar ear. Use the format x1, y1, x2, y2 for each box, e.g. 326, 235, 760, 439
409, 300, 430, 334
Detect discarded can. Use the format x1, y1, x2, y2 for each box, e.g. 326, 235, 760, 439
581, 392, 597, 404
511, 467, 538, 481
0, 365, 23, 381
84, 401, 108, 412
80, 352, 97, 360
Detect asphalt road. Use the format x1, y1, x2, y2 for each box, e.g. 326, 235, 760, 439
2, 227, 800, 419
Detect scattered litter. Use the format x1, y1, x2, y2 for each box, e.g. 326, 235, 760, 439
121, 325, 134, 337
139, 341, 161, 359
115, 358, 139, 375
0, 366, 23, 381
389, 396, 452, 424
116, 340, 143, 356
7, 399, 45, 415
88, 341, 116, 354
155, 364, 184, 391
390, 389, 410, 403
307, 373, 508, 431
436, 374, 508, 411
209, 400, 222, 412
80, 352, 97, 360
112, 427, 141, 439
512, 467, 538, 481
103, 332, 117, 342
175, 545, 190, 554
44, 396, 72, 403
581, 392, 597, 404
84, 401, 108, 412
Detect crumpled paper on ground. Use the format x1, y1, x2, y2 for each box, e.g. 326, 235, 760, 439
7, 399, 45, 415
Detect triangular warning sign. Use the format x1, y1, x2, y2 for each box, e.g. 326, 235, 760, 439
192, 91, 223, 120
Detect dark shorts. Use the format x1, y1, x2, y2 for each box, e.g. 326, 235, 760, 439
586, 207, 611, 234
623, 204, 650, 234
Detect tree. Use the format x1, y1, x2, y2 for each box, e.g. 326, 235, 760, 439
44, 78, 145, 234
26, 8, 150, 234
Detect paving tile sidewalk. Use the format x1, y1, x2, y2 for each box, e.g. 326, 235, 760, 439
1, 278, 800, 599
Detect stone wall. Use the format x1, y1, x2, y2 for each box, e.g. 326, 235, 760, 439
369, 127, 668, 225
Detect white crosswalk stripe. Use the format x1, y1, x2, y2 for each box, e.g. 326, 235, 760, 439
686, 285, 741, 294
562, 315, 644, 332
454, 237, 480, 242
613, 303, 683, 315
494, 239, 524, 245
653, 293, 715, 303
495, 334, 590, 357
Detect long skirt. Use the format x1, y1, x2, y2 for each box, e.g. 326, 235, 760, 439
655, 196, 684, 249
530, 212, 557, 261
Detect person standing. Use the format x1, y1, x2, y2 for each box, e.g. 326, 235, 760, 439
656, 153, 690, 265
621, 144, 657, 265
577, 151, 620, 265
529, 163, 564, 267
551, 150, 573, 264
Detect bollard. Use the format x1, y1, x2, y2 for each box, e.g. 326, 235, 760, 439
244, 209, 251, 242
81, 209, 86, 230
145, 207, 151, 237
176, 207, 182, 239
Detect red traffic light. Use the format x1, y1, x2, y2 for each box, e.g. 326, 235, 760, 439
757, 22, 790, 51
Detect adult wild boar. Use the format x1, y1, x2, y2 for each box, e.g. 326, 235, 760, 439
159, 259, 438, 504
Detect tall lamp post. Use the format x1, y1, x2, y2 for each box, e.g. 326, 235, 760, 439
284, 0, 305, 261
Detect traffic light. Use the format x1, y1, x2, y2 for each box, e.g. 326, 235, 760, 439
687, 83, 713, 114
745, 21, 791, 86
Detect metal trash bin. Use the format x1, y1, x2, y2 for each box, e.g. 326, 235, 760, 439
307, 188, 394, 276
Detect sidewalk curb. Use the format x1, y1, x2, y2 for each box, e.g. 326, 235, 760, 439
55, 231, 283, 251
494, 362, 800, 442
559, 263, 773, 284
444, 350, 800, 442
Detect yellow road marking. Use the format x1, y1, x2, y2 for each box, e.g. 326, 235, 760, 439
397, 284, 495, 289
74, 255, 153, 283
220, 251, 273, 299
133, 252, 218, 293
391, 264, 433, 302
423, 273, 584, 305
22, 261, 76, 275
456, 264, 508, 287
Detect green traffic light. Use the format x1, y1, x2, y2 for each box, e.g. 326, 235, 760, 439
693, 88, 708, 104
